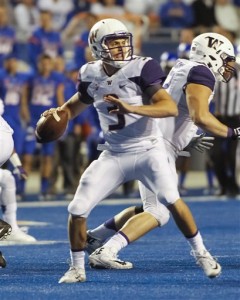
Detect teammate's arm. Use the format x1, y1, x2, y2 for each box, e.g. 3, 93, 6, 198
186, 83, 229, 137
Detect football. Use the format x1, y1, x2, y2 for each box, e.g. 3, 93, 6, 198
35, 109, 68, 143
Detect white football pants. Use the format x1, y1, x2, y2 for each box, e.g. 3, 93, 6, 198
0, 169, 16, 206
0, 131, 14, 167
138, 142, 180, 212
68, 140, 180, 218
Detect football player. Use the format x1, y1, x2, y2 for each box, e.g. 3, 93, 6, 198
0, 54, 30, 155
28, 10, 63, 70
0, 164, 36, 243
20, 53, 65, 200
43, 18, 180, 283
88, 32, 239, 278
0, 99, 14, 267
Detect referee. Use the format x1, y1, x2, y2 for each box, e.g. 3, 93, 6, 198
210, 68, 240, 197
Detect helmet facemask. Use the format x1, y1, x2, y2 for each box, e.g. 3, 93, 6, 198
217, 52, 236, 83
100, 33, 133, 68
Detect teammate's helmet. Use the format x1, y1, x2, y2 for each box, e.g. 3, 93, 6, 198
88, 18, 133, 68
160, 52, 177, 74
189, 32, 236, 82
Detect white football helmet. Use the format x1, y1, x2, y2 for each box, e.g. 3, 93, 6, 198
189, 32, 236, 82
88, 18, 133, 68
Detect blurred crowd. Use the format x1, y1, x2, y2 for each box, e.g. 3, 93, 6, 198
0, 0, 239, 200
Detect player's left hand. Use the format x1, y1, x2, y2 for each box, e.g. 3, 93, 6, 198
104, 95, 133, 114
189, 133, 215, 153
13, 166, 28, 180
42, 107, 59, 117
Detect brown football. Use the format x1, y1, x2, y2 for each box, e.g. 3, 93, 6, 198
35, 109, 68, 143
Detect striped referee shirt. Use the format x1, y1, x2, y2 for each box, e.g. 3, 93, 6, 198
213, 71, 240, 116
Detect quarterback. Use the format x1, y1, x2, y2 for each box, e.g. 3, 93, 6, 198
43, 18, 180, 283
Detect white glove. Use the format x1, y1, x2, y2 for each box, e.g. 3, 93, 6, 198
0, 99, 4, 116
189, 133, 215, 153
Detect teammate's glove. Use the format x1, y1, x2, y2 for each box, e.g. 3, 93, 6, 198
13, 166, 28, 180
189, 133, 215, 153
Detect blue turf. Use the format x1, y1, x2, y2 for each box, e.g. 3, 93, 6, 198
0, 199, 239, 300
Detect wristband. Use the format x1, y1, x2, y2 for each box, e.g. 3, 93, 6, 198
9, 153, 22, 167
227, 127, 233, 138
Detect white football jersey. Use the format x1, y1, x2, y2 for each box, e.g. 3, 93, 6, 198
0, 99, 13, 134
77, 56, 165, 152
159, 59, 215, 152
0, 115, 14, 166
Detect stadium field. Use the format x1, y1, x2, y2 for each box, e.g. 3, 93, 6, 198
0, 196, 239, 300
